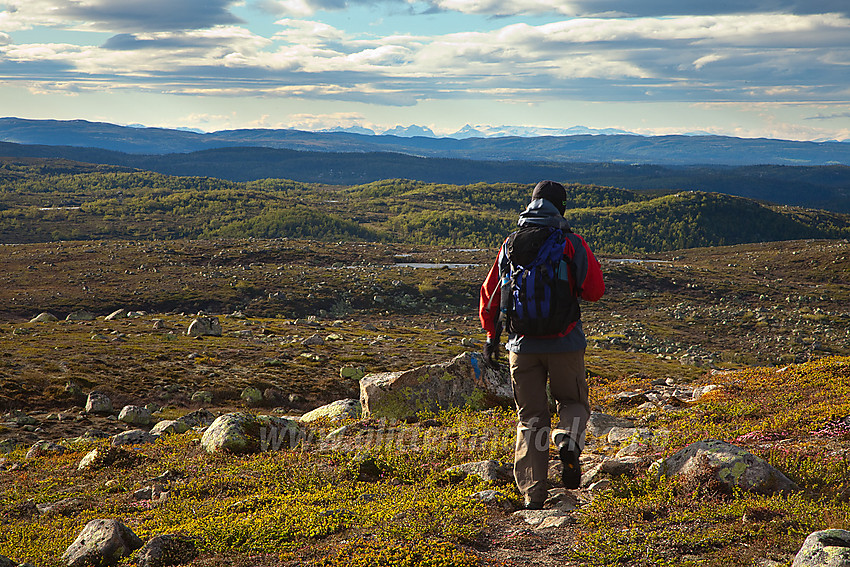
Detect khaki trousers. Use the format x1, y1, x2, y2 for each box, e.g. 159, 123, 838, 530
509, 349, 590, 503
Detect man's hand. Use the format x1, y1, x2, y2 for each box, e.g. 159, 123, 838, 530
482, 338, 500, 370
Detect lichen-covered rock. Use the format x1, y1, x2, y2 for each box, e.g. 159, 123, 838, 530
0, 554, 16, 567
26, 440, 66, 459
111, 429, 156, 446
150, 420, 190, 436
660, 439, 798, 494
62, 519, 143, 567
359, 352, 511, 420
187, 316, 221, 337
792, 529, 850, 567
118, 405, 152, 426
200, 412, 300, 453
300, 399, 361, 423
134, 534, 198, 567
340, 366, 365, 381
85, 392, 113, 414
240, 387, 263, 406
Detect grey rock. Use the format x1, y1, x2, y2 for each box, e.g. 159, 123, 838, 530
118, 405, 152, 426
134, 534, 198, 567
176, 408, 215, 429
186, 316, 221, 337
66, 310, 96, 321
360, 352, 511, 420
104, 308, 128, 321
30, 312, 58, 323
300, 399, 361, 423
61, 518, 143, 567
0, 556, 15, 567
37, 497, 81, 516
340, 366, 365, 381
600, 456, 644, 476
660, 439, 799, 494
792, 529, 850, 567
150, 420, 190, 436
85, 392, 113, 414
190, 390, 213, 404
471, 489, 516, 511
447, 460, 512, 483
26, 440, 66, 459
302, 334, 325, 346
200, 412, 300, 453
607, 426, 653, 445
587, 412, 636, 437
111, 429, 156, 446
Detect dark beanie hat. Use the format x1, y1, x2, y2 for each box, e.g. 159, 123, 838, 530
531, 180, 566, 215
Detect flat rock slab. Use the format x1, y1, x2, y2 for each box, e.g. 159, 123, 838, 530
360, 351, 511, 420
62, 519, 142, 567
447, 460, 513, 483
661, 439, 798, 494
792, 529, 850, 567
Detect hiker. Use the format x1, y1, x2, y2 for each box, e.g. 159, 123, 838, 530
479, 180, 605, 510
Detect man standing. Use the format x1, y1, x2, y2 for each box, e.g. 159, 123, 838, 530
479, 180, 605, 509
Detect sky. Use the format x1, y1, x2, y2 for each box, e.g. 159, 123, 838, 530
0, 0, 848, 140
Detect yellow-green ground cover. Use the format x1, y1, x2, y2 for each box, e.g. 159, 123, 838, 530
2, 356, 850, 566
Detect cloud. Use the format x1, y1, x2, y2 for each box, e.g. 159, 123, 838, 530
0, 12, 848, 108
255, 0, 850, 17
806, 112, 850, 120
0, 0, 243, 33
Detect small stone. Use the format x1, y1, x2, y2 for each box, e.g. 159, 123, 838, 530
134, 534, 198, 567
191, 390, 213, 404
240, 387, 263, 406
66, 310, 96, 321
340, 366, 365, 381
446, 460, 513, 483
118, 405, 152, 426
85, 392, 113, 414
186, 317, 222, 337
104, 308, 128, 321
150, 420, 190, 436
26, 440, 65, 459
30, 312, 58, 323
302, 334, 325, 346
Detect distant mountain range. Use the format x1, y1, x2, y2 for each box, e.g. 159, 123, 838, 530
1, 117, 848, 166
320, 124, 634, 138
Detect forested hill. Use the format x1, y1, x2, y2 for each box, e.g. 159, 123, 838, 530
1, 143, 849, 213
1, 161, 848, 254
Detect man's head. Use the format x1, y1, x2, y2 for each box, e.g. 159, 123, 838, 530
531, 180, 567, 216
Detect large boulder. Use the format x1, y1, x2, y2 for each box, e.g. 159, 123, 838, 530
61, 518, 143, 567
200, 412, 300, 454
66, 310, 96, 321
0, 555, 16, 567
300, 399, 361, 423
30, 312, 58, 323
150, 420, 190, 437
792, 529, 850, 566
359, 352, 511, 420
176, 408, 216, 429
187, 317, 221, 337
660, 439, 798, 494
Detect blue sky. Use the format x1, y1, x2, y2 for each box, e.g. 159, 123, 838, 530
0, 0, 848, 140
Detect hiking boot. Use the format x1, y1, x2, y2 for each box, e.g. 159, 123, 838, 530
560, 445, 581, 489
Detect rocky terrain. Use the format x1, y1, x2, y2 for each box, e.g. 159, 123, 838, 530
1, 236, 849, 566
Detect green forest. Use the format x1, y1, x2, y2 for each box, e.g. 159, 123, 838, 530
1, 160, 848, 254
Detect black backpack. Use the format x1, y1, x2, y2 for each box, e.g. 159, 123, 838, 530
500, 226, 581, 337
